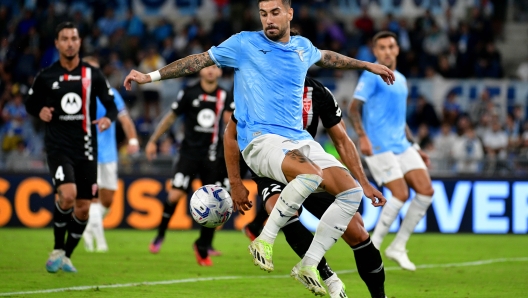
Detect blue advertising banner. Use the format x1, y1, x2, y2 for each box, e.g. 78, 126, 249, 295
0, 174, 527, 233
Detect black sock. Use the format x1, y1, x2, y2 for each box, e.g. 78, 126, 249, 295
248, 206, 269, 234
281, 216, 333, 280
64, 213, 87, 258
53, 201, 72, 250
195, 226, 215, 258
157, 200, 178, 239
352, 237, 386, 298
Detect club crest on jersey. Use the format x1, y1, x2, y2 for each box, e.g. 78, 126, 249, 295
295, 49, 304, 62
82, 78, 91, 89
303, 97, 312, 113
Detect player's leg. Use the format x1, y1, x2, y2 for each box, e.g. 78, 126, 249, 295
244, 206, 268, 241
61, 159, 97, 272
303, 194, 385, 298
386, 148, 434, 271
366, 152, 408, 249
150, 158, 195, 253
45, 155, 76, 273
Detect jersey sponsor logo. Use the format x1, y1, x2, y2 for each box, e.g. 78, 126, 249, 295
294, 49, 304, 62
61, 92, 82, 115
52, 81, 60, 90
60, 74, 81, 81
196, 109, 216, 128
259, 49, 271, 54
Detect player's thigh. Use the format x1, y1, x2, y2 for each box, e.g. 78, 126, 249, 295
73, 159, 98, 200
365, 151, 404, 187
242, 135, 321, 185
97, 162, 118, 191
399, 147, 434, 196
170, 157, 198, 193
255, 176, 285, 214
47, 154, 76, 201
342, 213, 369, 247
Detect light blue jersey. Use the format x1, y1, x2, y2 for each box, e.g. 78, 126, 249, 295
353, 68, 410, 155
208, 31, 322, 150
97, 88, 126, 163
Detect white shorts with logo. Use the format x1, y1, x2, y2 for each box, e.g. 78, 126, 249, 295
365, 146, 427, 186
97, 162, 118, 191
241, 134, 344, 185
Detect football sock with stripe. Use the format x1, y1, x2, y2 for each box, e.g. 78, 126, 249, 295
281, 216, 334, 280
391, 194, 433, 250
64, 213, 88, 258
53, 201, 72, 250
352, 237, 386, 298
157, 200, 178, 239
371, 197, 404, 248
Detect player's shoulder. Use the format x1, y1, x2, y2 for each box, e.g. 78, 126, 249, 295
290, 35, 314, 47
35, 62, 60, 78
395, 70, 407, 82
81, 62, 104, 76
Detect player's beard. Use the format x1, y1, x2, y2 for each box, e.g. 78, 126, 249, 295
265, 26, 287, 41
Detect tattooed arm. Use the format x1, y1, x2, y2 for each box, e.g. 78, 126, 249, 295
349, 99, 373, 156
124, 52, 214, 90
316, 50, 395, 85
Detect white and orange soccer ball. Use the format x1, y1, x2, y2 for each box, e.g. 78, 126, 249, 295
190, 185, 233, 228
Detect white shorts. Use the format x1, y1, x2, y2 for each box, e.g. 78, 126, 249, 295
365, 146, 427, 186
97, 162, 118, 190
242, 134, 344, 185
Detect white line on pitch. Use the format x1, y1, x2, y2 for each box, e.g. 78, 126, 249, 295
1, 257, 527, 296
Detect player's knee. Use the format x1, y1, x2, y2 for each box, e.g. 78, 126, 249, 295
295, 173, 323, 192
74, 202, 90, 220
392, 188, 409, 201
419, 186, 435, 197
334, 187, 363, 215
59, 192, 76, 206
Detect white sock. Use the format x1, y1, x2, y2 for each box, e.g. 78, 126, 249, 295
303, 187, 363, 266
88, 203, 102, 226
371, 196, 405, 248
99, 204, 109, 219
391, 194, 432, 250
259, 174, 322, 244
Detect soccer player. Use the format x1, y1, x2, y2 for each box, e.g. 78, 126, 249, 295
229, 77, 386, 298
146, 65, 232, 266
25, 22, 117, 273
124, 0, 393, 294
81, 56, 140, 252
349, 31, 435, 271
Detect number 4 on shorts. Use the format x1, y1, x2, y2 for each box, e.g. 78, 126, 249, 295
55, 166, 65, 181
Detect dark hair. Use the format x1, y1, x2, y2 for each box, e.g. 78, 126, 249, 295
372, 31, 398, 45
258, 0, 291, 8
290, 28, 300, 36
55, 22, 77, 39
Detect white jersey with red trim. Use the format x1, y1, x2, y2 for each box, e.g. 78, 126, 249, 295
25, 61, 117, 161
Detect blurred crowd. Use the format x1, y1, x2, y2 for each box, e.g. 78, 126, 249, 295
0, 0, 525, 175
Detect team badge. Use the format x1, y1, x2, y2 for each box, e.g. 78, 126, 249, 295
82, 78, 91, 89
295, 49, 304, 62
303, 96, 312, 113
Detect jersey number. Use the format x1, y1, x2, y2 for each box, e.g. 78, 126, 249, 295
261, 184, 282, 201
55, 166, 65, 181
173, 173, 190, 189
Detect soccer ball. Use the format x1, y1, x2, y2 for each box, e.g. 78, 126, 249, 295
190, 185, 233, 228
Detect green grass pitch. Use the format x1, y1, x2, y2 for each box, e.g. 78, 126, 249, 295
0, 229, 527, 297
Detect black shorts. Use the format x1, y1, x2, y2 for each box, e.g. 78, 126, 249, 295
47, 154, 98, 199
254, 176, 336, 219
171, 156, 228, 191
143, 90, 160, 103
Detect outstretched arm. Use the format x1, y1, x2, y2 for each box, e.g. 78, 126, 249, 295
316, 50, 395, 85
124, 52, 214, 90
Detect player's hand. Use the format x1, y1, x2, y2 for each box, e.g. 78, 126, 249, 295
127, 143, 140, 155
145, 141, 157, 161
362, 183, 386, 207
359, 136, 373, 156
231, 182, 252, 215
39, 107, 54, 122
365, 62, 395, 85
92, 117, 111, 132
418, 149, 431, 167
123, 70, 152, 91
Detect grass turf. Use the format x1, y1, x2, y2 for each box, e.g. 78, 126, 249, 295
0, 229, 527, 297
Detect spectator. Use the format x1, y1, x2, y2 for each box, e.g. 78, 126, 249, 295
354, 7, 375, 39
410, 95, 440, 130
434, 122, 457, 160
475, 113, 492, 139
5, 140, 31, 171
153, 19, 173, 43
505, 114, 521, 149
417, 123, 433, 149
1, 92, 28, 152
97, 8, 122, 37
123, 9, 144, 38
355, 39, 375, 63
452, 126, 484, 174
474, 42, 503, 78
210, 10, 232, 45
138, 47, 166, 121
470, 89, 499, 123
423, 23, 449, 57
437, 55, 456, 78
443, 91, 461, 125
293, 6, 316, 43
482, 120, 508, 159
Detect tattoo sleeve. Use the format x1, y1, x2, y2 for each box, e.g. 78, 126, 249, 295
315, 50, 367, 70
349, 99, 366, 137
148, 111, 176, 143
159, 52, 215, 80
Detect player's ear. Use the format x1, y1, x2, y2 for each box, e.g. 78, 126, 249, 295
288, 7, 293, 21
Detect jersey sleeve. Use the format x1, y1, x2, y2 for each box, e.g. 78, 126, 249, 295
171, 89, 188, 116
307, 41, 322, 66
24, 71, 47, 118
207, 33, 241, 68
353, 71, 377, 102
92, 68, 117, 121
314, 81, 342, 129
113, 88, 127, 117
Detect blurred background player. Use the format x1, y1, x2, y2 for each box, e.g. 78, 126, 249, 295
349, 31, 435, 271
146, 65, 232, 266
235, 76, 386, 298
81, 56, 139, 252
24, 22, 117, 273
